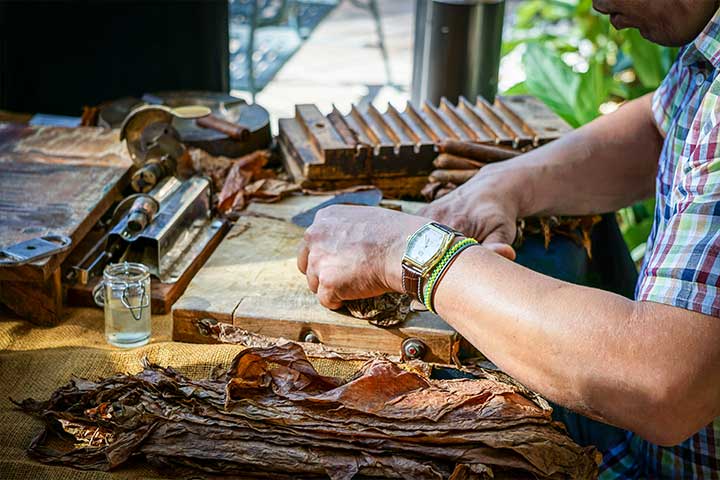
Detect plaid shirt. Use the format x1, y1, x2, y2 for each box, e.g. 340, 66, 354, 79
600, 10, 720, 479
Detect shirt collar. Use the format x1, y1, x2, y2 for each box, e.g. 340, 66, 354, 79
687, 8, 720, 69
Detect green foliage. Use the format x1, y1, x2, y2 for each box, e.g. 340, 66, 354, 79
522, 43, 611, 127
502, 0, 677, 257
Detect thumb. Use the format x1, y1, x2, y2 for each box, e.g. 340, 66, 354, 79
482, 229, 517, 261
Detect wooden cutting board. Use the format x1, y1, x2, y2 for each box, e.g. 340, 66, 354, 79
173, 196, 475, 363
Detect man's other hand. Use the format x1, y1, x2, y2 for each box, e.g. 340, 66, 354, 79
420, 168, 519, 261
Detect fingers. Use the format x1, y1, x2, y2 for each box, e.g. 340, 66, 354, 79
298, 246, 320, 293
297, 214, 341, 308
306, 271, 319, 293
485, 242, 516, 261
483, 229, 517, 261
297, 240, 309, 274
317, 286, 343, 310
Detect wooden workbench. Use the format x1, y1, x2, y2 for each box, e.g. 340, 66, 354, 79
172, 195, 476, 363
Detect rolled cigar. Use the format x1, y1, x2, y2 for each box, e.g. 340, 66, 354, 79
197, 114, 250, 141
438, 140, 519, 162
435, 183, 458, 200
433, 153, 485, 170
429, 169, 479, 185
421, 181, 443, 201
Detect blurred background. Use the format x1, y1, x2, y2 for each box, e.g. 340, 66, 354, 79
0, 0, 677, 261
225, 0, 674, 264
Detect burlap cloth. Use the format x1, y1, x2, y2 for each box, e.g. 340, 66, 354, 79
0, 306, 362, 479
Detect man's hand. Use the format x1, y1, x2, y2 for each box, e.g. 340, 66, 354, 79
420, 165, 520, 261
297, 205, 427, 309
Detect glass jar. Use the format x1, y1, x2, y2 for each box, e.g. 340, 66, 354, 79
93, 262, 151, 348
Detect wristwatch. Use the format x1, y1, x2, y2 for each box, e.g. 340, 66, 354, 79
401, 222, 462, 301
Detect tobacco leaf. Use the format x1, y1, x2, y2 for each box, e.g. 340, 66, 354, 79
17, 342, 599, 479
216, 150, 271, 213
520, 215, 602, 258
188, 147, 236, 192
244, 177, 302, 203
345, 293, 412, 327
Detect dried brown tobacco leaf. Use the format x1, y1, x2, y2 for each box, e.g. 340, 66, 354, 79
188, 147, 235, 192
244, 177, 302, 203
520, 215, 602, 258
217, 150, 271, 212
345, 293, 412, 327
17, 343, 599, 479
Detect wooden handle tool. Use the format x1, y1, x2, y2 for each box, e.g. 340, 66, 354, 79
197, 114, 250, 141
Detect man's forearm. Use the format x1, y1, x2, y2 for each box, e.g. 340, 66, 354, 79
486, 93, 663, 217
432, 247, 720, 445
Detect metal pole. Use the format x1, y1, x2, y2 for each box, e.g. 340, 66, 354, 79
411, 0, 505, 106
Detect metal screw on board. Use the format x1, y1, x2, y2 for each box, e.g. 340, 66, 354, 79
302, 330, 320, 344
197, 318, 218, 337
402, 338, 427, 360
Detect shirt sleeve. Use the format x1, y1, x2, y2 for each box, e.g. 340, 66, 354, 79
637, 122, 720, 317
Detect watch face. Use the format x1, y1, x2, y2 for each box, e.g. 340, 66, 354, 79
406, 226, 446, 266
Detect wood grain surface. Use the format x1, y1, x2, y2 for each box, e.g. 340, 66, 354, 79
0, 123, 132, 282
173, 196, 472, 362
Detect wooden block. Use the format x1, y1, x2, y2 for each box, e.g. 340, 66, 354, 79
0, 110, 32, 124
279, 97, 571, 197
0, 269, 63, 325
295, 104, 347, 153
458, 96, 514, 145
495, 95, 573, 145
173, 201, 470, 363
0, 123, 132, 283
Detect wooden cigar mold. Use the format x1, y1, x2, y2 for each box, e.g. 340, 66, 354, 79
278, 95, 571, 197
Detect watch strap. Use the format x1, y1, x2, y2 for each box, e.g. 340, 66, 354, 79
429, 222, 462, 237
401, 264, 422, 301
400, 222, 464, 301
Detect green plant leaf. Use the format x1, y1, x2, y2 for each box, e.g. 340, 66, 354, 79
502, 33, 557, 56
522, 42, 582, 127
503, 81, 530, 96
621, 28, 670, 88
502, 1, 672, 254
574, 57, 610, 124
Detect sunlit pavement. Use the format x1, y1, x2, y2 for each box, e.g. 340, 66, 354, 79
233, 0, 524, 131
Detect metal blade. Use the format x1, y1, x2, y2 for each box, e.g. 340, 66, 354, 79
291, 189, 383, 228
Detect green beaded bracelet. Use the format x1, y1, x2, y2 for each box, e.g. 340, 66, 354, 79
422, 238, 478, 313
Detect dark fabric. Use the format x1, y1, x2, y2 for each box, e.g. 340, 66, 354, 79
516, 214, 638, 297
551, 403, 628, 453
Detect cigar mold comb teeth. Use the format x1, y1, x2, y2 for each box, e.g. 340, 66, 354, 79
278, 96, 571, 197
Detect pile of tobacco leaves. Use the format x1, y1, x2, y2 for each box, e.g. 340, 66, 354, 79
16, 341, 599, 479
